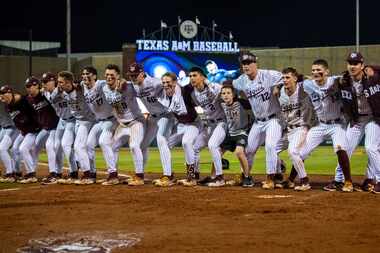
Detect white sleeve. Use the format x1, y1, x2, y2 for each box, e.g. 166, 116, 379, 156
268, 70, 283, 87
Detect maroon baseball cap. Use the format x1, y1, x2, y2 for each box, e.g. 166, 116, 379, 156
25, 76, 40, 87
126, 62, 144, 76
346, 52, 364, 63
0, 85, 13, 94
239, 51, 258, 64
41, 72, 56, 83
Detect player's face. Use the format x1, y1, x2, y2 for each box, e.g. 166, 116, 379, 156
347, 61, 364, 77
282, 73, 297, 89
221, 87, 234, 104
58, 76, 73, 92
162, 76, 176, 96
105, 69, 120, 87
0, 92, 13, 104
81, 70, 96, 85
206, 62, 218, 74
311, 64, 329, 84
42, 80, 56, 93
241, 62, 257, 78
364, 66, 375, 77
25, 84, 39, 97
189, 71, 205, 89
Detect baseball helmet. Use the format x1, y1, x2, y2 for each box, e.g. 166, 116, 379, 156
0, 85, 13, 94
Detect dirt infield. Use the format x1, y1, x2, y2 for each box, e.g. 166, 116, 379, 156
0, 172, 380, 252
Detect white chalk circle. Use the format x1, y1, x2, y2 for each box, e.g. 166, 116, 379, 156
256, 195, 293, 199
17, 231, 142, 253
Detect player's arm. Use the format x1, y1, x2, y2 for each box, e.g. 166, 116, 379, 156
299, 84, 317, 129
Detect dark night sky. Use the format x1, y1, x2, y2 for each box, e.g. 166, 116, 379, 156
0, 0, 378, 53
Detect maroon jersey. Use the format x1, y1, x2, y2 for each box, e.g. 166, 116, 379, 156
172, 84, 198, 124
27, 92, 59, 130
6, 95, 41, 136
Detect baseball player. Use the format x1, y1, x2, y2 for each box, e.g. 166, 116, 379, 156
125, 63, 172, 175
102, 64, 146, 186
25, 77, 61, 184
232, 51, 284, 189
0, 85, 41, 183
278, 67, 317, 191
190, 67, 227, 187
219, 81, 254, 187
332, 52, 380, 193
299, 59, 353, 192
81, 66, 118, 185
42, 72, 78, 183
156, 72, 200, 186
57, 71, 96, 184
0, 101, 19, 182
42, 72, 77, 180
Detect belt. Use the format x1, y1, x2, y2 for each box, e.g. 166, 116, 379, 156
151, 113, 166, 118
98, 115, 115, 121
358, 113, 369, 117
320, 118, 341, 124
207, 118, 224, 124
256, 114, 276, 122
62, 116, 75, 121
287, 123, 301, 130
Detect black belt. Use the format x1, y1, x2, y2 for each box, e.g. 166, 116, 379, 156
287, 123, 301, 130
98, 115, 115, 121
62, 116, 75, 121
256, 114, 276, 122
151, 113, 166, 118
358, 114, 369, 117
207, 118, 224, 124
2, 125, 14, 129
320, 118, 341, 124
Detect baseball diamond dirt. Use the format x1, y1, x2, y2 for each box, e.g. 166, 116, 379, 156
0, 165, 379, 253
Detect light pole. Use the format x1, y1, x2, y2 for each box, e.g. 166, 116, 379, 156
66, 0, 71, 71
356, 0, 360, 52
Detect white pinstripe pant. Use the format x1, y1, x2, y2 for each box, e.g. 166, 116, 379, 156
87, 119, 117, 174
300, 122, 348, 160
17, 133, 38, 174
0, 128, 18, 174
74, 120, 94, 172
113, 120, 145, 174
141, 116, 175, 176
287, 127, 308, 179
246, 118, 283, 174
168, 122, 200, 167
193, 122, 226, 176
59, 119, 78, 173
334, 119, 380, 183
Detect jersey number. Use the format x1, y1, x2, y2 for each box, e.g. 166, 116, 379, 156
260, 92, 270, 102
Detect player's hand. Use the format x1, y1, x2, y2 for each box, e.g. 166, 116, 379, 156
272, 86, 280, 97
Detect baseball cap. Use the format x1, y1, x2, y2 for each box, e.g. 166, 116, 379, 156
126, 62, 144, 76
0, 85, 13, 94
239, 51, 258, 64
41, 72, 56, 83
346, 52, 364, 63
25, 76, 40, 87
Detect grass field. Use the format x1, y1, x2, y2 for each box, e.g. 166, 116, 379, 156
39, 146, 369, 176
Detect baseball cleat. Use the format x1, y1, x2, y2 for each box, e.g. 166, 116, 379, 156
19, 173, 38, 184
242, 176, 254, 188
207, 175, 225, 187
198, 176, 214, 186
262, 179, 275, 190
294, 183, 311, 191
0, 174, 17, 183
181, 179, 197, 187
372, 182, 380, 194
281, 180, 295, 189
323, 181, 344, 192
41, 172, 59, 185
74, 171, 95, 185
102, 178, 120, 186
154, 175, 176, 187
127, 175, 144, 186
341, 181, 354, 192
225, 174, 244, 186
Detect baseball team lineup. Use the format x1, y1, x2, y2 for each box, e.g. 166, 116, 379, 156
0, 50, 380, 193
